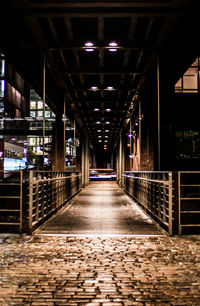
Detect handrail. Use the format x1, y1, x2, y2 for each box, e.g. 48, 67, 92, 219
28, 171, 82, 232
123, 171, 174, 236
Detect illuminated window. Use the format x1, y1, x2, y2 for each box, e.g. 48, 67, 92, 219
37, 101, 43, 109
0, 80, 5, 98
175, 57, 200, 93
30, 101, 36, 109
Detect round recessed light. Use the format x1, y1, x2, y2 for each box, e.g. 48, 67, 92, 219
106, 108, 111, 112
97, 130, 101, 132
108, 48, 117, 52
96, 121, 101, 124
99, 140, 102, 142
105, 130, 109, 132
105, 121, 110, 124
105, 136, 108, 138
105, 140, 108, 143
94, 108, 99, 111
91, 86, 98, 91
109, 42, 118, 47
98, 135, 102, 138
106, 86, 114, 91
86, 48, 94, 52
85, 42, 94, 47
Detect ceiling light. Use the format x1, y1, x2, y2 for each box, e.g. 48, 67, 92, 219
99, 140, 102, 142
105, 121, 110, 124
109, 48, 117, 52
98, 135, 102, 138
90, 86, 98, 91
97, 130, 101, 132
106, 86, 114, 91
128, 133, 132, 138
96, 121, 101, 124
85, 42, 94, 47
104, 148, 107, 150
105, 140, 108, 142
94, 108, 99, 111
86, 48, 94, 52
105, 136, 108, 138
105, 130, 109, 132
109, 42, 118, 47
106, 108, 111, 112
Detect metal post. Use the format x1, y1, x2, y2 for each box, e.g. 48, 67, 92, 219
29, 170, 33, 231
139, 99, 142, 170
157, 56, 161, 170
130, 119, 132, 170
74, 119, 76, 164
63, 97, 66, 170
168, 171, 173, 236
43, 58, 46, 170
19, 170, 23, 231
178, 171, 181, 235
119, 134, 122, 182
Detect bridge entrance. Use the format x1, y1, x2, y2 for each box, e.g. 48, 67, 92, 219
38, 182, 162, 235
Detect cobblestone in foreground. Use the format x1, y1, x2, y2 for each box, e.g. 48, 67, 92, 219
0, 234, 200, 305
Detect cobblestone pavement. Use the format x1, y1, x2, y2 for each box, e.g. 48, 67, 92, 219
0, 234, 200, 305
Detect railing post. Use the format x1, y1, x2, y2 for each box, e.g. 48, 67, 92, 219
29, 171, 33, 231
168, 171, 173, 236
178, 171, 181, 235
19, 170, 23, 231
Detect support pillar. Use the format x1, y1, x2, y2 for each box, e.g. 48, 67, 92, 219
81, 135, 90, 186
157, 56, 161, 170
52, 114, 65, 172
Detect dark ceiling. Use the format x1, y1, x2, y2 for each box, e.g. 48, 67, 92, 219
0, 0, 199, 153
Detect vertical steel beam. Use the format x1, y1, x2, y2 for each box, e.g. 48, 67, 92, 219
157, 57, 161, 170
139, 100, 142, 170
43, 58, 46, 170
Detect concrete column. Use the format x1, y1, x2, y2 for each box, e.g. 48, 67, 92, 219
52, 114, 65, 172
81, 135, 90, 186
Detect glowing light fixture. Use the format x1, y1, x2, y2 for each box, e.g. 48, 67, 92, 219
105, 136, 108, 138
109, 42, 118, 47
94, 108, 99, 111
108, 48, 117, 52
106, 86, 114, 91
90, 86, 98, 91
105, 121, 110, 124
99, 140, 102, 142
105, 140, 108, 143
86, 48, 94, 52
97, 130, 101, 132
106, 108, 111, 112
98, 135, 102, 138
128, 133, 132, 138
105, 130, 109, 132
85, 42, 94, 47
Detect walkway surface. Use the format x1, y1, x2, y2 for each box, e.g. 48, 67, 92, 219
0, 182, 200, 305
40, 183, 161, 235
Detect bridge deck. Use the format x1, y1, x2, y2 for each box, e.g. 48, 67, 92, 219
40, 182, 162, 235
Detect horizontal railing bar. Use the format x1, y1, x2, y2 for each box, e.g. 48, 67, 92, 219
0, 209, 20, 212
0, 222, 21, 225
123, 174, 169, 185
0, 196, 20, 198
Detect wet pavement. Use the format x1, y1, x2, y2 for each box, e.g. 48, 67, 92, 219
0, 234, 200, 305
40, 183, 161, 235
0, 183, 200, 305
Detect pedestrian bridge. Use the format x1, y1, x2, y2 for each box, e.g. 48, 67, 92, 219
1, 170, 200, 236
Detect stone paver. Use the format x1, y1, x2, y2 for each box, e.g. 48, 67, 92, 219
0, 234, 200, 305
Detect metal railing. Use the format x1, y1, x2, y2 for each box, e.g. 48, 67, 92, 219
0, 170, 23, 231
123, 171, 175, 236
178, 171, 200, 235
28, 171, 82, 231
